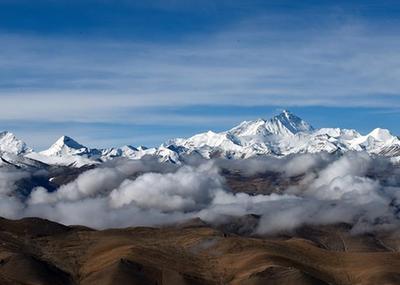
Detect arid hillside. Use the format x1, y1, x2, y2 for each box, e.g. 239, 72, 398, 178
0, 217, 399, 285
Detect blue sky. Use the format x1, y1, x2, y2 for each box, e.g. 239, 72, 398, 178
2, 0, 400, 149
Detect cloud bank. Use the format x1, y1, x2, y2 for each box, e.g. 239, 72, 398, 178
0, 153, 399, 234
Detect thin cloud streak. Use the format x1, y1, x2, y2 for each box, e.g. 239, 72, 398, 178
1, 17, 400, 117
2, 12, 400, 147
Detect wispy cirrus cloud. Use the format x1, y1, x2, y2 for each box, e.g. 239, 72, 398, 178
2, 17, 400, 111
2, 6, 400, 148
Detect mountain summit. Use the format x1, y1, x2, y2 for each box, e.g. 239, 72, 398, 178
272, 110, 314, 134
0, 131, 32, 155
230, 110, 313, 137
40, 136, 90, 157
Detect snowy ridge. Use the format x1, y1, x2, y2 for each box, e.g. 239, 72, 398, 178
27, 136, 178, 167
2, 110, 400, 167
166, 110, 400, 160
0, 131, 32, 155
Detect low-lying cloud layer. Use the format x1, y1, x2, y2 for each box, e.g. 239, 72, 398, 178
1, 152, 400, 234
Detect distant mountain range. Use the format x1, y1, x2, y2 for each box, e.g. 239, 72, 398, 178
1, 110, 400, 168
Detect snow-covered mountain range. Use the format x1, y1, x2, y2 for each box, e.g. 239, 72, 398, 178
2, 110, 400, 167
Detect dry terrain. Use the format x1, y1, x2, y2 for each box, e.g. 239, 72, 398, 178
0, 217, 399, 285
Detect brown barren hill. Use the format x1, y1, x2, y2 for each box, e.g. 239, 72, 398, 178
0, 217, 399, 285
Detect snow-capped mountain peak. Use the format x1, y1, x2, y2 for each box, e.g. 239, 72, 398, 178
40, 136, 90, 157
0, 131, 32, 155
57, 136, 85, 148
25, 136, 101, 167
272, 110, 314, 135
367, 128, 394, 142
230, 110, 313, 137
